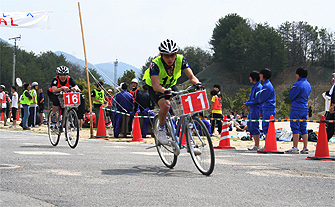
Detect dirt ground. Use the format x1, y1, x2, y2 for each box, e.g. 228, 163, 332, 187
1, 120, 334, 152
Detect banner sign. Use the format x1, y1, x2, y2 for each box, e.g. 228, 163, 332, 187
0, 11, 50, 29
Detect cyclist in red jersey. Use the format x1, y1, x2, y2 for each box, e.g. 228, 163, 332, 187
48, 66, 79, 120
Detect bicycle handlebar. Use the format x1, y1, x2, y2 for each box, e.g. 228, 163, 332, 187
171, 85, 195, 95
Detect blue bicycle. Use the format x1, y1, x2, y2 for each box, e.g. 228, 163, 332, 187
152, 86, 215, 175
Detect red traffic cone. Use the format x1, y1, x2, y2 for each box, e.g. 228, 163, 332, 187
214, 115, 236, 150
0, 112, 3, 121
258, 115, 284, 154
286, 115, 289, 120
132, 113, 144, 142
95, 106, 109, 139
307, 115, 335, 161
16, 110, 21, 121
179, 125, 187, 145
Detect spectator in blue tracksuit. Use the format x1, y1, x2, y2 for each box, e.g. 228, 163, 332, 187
285, 68, 311, 154
114, 83, 133, 138
243, 71, 263, 151
134, 85, 155, 138
257, 68, 276, 140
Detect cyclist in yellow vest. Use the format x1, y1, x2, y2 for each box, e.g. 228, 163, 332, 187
20, 83, 33, 130
142, 39, 203, 144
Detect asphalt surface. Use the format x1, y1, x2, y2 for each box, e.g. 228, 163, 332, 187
1, 130, 334, 206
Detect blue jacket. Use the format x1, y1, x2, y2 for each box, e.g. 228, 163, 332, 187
115, 90, 133, 113
289, 78, 311, 111
257, 79, 276, 110
245, 81, 262, 110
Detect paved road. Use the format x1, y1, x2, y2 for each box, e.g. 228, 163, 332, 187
1, 130, 334, 206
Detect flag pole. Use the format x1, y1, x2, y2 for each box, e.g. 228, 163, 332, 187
78, 2, 94, 138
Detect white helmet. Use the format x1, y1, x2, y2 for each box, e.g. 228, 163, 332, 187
32, 82, 38, 87
56, 66, 69, 74
159, 39, 178, 54
0, 85, 5, 89
131, 78, 139, 84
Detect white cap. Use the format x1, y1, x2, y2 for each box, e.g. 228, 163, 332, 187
131, 78, 139, 84
108, 89, 113, 92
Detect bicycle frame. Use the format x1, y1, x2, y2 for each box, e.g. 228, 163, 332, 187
167, 113, 190, 149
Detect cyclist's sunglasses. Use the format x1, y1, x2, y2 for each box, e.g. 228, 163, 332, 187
162, 53, 177, 58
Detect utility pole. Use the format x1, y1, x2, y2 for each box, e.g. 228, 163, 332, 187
9, 35, 21, 86
114, 58, 118, 84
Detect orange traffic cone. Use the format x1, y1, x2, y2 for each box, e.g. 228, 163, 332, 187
179, 124, 187, 145
16, 110, 21, 121
131, 113, 144, 142
0, 112, 3, 121
258, 115, 284, 154
95, 106, 109, 139
214, 115, 236, 150
307, 115, 335, 161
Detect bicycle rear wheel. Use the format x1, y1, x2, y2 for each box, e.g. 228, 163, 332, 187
65, 108, 80, 149
153, 115, 178, 168
186, 116, 215, 175
48, 109, 60, 146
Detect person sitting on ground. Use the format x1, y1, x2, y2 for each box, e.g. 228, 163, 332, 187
236, 115, 248, 131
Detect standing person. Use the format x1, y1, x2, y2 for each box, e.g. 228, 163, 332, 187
21, 83, 33, 130
257, 68, 276, 148
38, 88, 45, 126
142, 39, 203, 145
91, 81, 111, 127
128, 78, 140, 133
77, 85, 85, 130
242, 71, 263, 150
323, 78, 333, 131
9, 86, 19, 128
327, 75, 335, 141
134, 85, 155, 138
210, 89, 223, 136
285, 68, 311, 154
106, 89, 114, 125
0, 85, 8, 126
5, 92, 11, 123
114, 83, 133, 138
28, 82, 38, 127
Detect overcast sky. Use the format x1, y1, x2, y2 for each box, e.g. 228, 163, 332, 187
1, 0, 334, 69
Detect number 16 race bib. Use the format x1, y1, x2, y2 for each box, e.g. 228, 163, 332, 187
63, 92, 81, 106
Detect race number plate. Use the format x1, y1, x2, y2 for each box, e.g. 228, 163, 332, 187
63, 92, 81, 106
180, 90, 209, 115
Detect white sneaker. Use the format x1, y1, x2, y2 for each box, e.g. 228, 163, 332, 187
285, 147, 299, 154
158, 125, 169, 145
193, 147, 201, 156
9, 125, 17, 128
248, 145, 260, 151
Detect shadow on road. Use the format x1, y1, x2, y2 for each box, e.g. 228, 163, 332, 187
101, 165, 201, 177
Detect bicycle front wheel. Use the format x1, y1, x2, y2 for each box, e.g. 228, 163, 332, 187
48, 109, 60, 146
153, 115, 178, 168
186, 116, 215, 175
65, 108, 80, 149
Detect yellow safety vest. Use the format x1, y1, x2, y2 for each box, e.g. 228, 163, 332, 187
142, 55, 183, 89
21, 90, 33, 105
93, 89, 104, 104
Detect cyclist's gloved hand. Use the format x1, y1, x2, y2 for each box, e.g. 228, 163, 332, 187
164, 89, 172, 100
194, 82, 204, 90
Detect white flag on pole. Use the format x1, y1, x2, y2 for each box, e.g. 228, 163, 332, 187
0, 11, 50, 29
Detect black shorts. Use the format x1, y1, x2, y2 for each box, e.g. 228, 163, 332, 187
47, 91, 60, 106
147, 85, 178, 104
38, 105, 44, 113
12, 107, 18, 120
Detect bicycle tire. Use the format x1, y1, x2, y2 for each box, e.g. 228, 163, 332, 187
153, 115, 178, 168
48, 109, 60, 146
186, 116, 215, 175
65, 108, 80, 149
